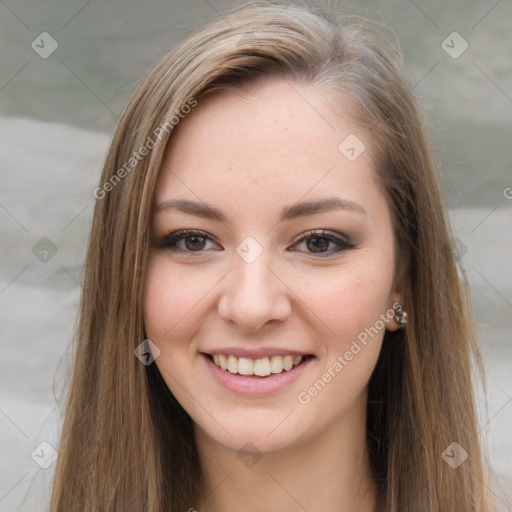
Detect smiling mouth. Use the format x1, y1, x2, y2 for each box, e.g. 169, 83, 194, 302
203, 353, 314, 377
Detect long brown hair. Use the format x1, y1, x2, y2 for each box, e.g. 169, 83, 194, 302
50, 1, 497, 510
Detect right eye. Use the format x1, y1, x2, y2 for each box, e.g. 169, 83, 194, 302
159, 229, 221, 253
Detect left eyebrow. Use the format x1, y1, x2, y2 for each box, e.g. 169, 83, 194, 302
278, 197, 367, 220
154, 196, 367, 222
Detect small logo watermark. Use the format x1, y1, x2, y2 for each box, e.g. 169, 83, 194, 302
31, 32, 58, 59
134, 339, 161, 365
441, 441, 468, 468
236, 236, 264, 264
31, 441, 58, 469
32, 237, 58, 263
338, 134, 366, 161
237, 442, 262, 468
441, 32, 468, 59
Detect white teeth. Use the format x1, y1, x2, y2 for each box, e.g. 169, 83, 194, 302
253, 357, 270, 376
210, 353, 305, 376
282, 355, 293, 371
270, 355, 283, 373
227, 355, 238, 374
238, 357, 254, 375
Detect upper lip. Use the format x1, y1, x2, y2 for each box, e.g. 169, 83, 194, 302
201, 347, 313, 358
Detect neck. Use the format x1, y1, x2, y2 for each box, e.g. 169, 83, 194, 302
194, 403, 379, 512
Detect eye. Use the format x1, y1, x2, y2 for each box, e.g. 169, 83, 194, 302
291, 230, 354, 255
159, 229, 220, 253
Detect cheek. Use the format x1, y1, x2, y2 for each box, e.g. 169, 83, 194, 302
142, 254, 214, 343
294, 268, 391, 412
142, 256, 215, 400
296, 262, 392, 344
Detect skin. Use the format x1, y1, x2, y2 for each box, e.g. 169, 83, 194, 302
142, 79, 403, 512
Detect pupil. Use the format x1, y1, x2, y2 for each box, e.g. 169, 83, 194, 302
186, 236, 206, 251
307, 237, 328, 252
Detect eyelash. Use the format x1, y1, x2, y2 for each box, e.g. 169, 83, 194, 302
158, 229, 354, 256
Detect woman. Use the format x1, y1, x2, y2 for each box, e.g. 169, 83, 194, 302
50, 1, 497, 510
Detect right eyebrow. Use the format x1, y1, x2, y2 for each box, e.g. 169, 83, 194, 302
154, 199, 225, 221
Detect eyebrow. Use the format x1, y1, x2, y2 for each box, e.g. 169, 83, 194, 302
155, 197, 366, 222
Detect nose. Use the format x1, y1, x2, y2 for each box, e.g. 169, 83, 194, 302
217, 250, 292, 332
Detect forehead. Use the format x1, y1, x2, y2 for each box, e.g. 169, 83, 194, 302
155, 79, 385, 220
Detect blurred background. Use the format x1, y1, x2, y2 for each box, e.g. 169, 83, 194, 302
0, 0, 510, 510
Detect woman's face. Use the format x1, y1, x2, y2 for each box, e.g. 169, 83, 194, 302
143, 79, 402, 454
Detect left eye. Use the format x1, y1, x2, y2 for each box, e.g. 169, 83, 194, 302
292, 230, 353, 255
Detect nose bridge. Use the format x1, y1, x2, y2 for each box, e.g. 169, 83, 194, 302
233, 234, 276, 292
235, 249, 273, 292
217, 240, 290, 330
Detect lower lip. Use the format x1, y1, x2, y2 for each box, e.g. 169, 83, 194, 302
202, 354, 315, 396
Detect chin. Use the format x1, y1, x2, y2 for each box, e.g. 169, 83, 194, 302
192, 406, 311, 456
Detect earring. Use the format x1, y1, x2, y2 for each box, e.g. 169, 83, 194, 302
394, 305, 408, 328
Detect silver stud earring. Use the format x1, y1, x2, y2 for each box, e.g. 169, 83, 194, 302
394, 305, 408, 328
